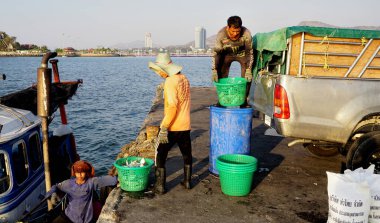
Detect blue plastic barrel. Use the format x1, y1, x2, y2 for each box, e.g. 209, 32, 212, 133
209, 106, 254, 175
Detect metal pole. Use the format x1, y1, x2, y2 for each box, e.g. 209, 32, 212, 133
286, 38, 292, 75
298, 32, 305, 76
37, 67, 53, 210
358, 45, 380, 78
37, 52, 57, 211
344, 39, 373, 77
50, 59, 68, 124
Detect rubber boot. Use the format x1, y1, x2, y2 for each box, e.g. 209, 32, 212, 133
180, 165, 192, 189
154, 168, 166, 195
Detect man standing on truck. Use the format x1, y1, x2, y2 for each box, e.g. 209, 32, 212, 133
212, 16, 254, 84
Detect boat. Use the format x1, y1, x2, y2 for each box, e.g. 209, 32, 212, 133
0, 52, 82, 222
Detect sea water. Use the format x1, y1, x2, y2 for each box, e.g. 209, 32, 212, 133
0, 56, 241, 175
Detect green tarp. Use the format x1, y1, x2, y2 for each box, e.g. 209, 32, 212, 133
252, 26, 380, 79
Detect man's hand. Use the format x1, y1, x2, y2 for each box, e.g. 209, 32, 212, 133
50, 192, 61, 206
108, 166, 117, 176
223, 45, 243, 54
231, 46, 240, 54
158, 127, 169, 144
212, 70, 218, 83
245, 69, 252, 82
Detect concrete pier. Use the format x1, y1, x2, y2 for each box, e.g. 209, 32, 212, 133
98, 87, 342, 223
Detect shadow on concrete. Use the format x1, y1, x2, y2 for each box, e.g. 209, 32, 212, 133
190, 128, 208, 140
250, 122, 285, 190
165, 156, 210, 192
190, 104, 210, 114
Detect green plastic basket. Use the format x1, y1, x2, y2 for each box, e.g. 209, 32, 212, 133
114, 156, 154, 191
214, 77, 247, 106
216, 154, 257, 196
217, 154, 258, 170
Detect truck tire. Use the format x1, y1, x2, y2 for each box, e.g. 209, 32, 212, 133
304, 143, 339, 157
346, 131, 380, 173
342, 120, 380, 156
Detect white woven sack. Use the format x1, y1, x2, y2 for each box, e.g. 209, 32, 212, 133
368, 175, 380, 223
327, 171, 371, 223
344, 165, 380, 223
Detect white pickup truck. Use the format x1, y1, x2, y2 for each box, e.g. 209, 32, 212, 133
248, 26, 380, 173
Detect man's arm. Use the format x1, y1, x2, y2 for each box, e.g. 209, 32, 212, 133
244, 29, 254, 71
212, 29, 226, 71
160, 78, 178, 129
213, 28, 226, 54
45, 185, 58, 198
93, 176, 118, 189
45, 180, 69, 198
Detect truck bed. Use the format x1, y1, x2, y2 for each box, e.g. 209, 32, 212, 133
249, 74, 380, 144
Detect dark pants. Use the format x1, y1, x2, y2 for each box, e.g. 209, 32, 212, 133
52, 212, 73, 223
156, 130, 192, 168
52, 211, 97, 223
214, 54, 252, 104
215, 54, 248, 79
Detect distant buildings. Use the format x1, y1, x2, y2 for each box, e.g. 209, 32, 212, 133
145, 33, 152, 48
194, 26, 206, 50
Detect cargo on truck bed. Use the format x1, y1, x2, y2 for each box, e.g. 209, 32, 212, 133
249, 26, 380, 173
252, 26, 380, 78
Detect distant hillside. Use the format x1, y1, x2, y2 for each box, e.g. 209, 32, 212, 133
110, 40, 143, 49
109, 40, 161, 49
109, 22, 380, 50
169, 34, 216, 49
167, 21, 380, 50
298, 21, 337, 28
176, 22, 380, 49
109, 36, 217, 49
298, 21, 380, 30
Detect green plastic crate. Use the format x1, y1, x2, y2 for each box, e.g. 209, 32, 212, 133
114, 156, 154, 191
216, 154, 257, 196
214, 77, 247, 106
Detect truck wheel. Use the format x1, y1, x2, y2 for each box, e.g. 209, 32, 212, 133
346, 131, 380, 173
304, 143, 339, 157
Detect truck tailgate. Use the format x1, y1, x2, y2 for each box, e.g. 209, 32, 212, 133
248, 73, 277, 120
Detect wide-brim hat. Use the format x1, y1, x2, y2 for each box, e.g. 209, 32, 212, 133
148, 52, 182, 77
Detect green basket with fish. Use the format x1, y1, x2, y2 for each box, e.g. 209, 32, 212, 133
214, 77, 247, 106
114, 156, 154, 191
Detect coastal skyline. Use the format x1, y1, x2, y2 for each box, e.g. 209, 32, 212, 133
1, 0, 380, 50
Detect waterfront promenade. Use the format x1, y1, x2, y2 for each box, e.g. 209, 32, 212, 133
0, 51, 212, 57
98, 87, 342, 223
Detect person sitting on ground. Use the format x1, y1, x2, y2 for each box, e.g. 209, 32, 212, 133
46, 160, 117, 223
148, 51, 193, 194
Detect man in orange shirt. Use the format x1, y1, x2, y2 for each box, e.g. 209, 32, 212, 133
148, 52, 192, 194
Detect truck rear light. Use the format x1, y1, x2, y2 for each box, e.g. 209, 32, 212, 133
274, 84, 290, 119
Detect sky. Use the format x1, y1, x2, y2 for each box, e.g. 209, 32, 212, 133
1, 0, 380, 50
